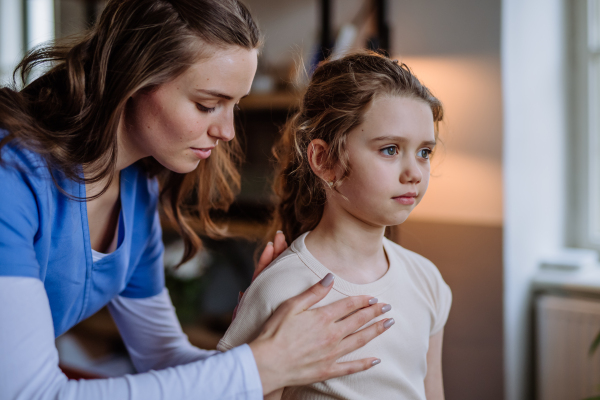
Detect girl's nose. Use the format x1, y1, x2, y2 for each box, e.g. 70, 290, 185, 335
400, 157, 423, 184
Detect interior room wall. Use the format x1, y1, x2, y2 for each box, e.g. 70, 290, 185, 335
245, 1, 503, 399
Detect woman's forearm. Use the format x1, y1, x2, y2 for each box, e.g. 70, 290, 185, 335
108, 288, 219, 373
0, 277, 262, 400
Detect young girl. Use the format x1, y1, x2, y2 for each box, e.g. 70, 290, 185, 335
217, 51, 452, 399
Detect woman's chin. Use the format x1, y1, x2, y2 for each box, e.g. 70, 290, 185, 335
155, 157, 200, 174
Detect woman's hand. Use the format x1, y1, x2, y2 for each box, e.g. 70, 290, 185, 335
233, 231, 288, 320
249, 274, 394, 395
254, 230, 288, 281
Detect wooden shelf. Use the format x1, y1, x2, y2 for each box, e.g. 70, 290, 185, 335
161, 217, 269, 242
239, 92, 301, 111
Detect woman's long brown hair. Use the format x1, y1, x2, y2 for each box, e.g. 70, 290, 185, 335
0, 0, 260, 266
269, 51, 444, 244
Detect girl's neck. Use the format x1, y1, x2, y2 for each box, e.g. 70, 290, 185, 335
304, 202, 389, 285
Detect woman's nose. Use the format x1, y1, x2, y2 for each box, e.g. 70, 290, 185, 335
208, 108, 235, 142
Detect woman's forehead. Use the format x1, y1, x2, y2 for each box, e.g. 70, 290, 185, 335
177, 47, 258, 97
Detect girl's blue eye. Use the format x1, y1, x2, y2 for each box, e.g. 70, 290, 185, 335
418, 148, 432, 159
196, 103, 216, 113
381, 146, 398, 156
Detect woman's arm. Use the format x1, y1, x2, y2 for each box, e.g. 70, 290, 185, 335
424, 329, 445, 400
107, 288, 218, 372
265, 388, 284, 400
0, 276, 263, 400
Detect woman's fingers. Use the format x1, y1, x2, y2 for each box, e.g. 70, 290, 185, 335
253, 231, 288, 282
288, 273, 336, 312
314, 293, 381, 324
336, 318, 395, 358
254, 242, 274, 281
273, 230, 287, 258
328, 357, 383, 380
338, 302, 391, 336
249, 275, 394, 392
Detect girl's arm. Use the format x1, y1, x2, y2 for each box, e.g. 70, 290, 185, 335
424, 329, 445, 400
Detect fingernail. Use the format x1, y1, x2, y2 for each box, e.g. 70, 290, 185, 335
381, 304, 392, 313
371, 359, 381, 366
267, 241, 273, 246
368, 297, 378, 305
383, 318, 395, 329
320, 273, 334, 287
276, 230, 283, 234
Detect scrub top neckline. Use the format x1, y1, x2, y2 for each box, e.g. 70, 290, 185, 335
81, 170, 126, 263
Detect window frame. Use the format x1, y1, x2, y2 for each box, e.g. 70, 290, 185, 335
570, 0, 600, 252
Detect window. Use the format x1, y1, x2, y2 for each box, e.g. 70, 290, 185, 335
0, 0, 55, 86
571, 0, 600, 251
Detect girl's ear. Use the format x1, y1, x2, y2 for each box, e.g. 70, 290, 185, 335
307, 139, 335, 182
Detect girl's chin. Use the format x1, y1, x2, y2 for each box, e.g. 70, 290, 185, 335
384, 212, 411, 226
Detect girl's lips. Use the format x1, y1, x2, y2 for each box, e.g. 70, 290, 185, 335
191, 147, 213, 159
393, 193, 417, 205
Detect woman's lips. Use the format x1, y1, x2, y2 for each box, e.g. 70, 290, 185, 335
191, 147, 214, 159
393, 193, 417, 205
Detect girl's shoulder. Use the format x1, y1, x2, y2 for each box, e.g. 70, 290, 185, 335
383, 237, 449, 291
218, 244, 322, 351
250, 245, 318, 295
383, 237, 437, 269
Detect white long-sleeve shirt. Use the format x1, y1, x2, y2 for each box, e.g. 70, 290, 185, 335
0, 276, 263, 400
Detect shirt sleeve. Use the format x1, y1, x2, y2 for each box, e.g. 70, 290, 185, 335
217, 256, 306, 352
0, 276, 263, 400
0, 153, 42, 278
108, 288, 219, 373
430, 270, 452, 336
217, 286, 273, 352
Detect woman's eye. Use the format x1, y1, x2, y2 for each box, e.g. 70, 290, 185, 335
196, 103, 216, 113
381, 146, 398, 156
418, 148, 432, 159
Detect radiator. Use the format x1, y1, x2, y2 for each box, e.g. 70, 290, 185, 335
537, 295, 600, 400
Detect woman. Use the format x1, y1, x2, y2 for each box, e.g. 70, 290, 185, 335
0, 0, 392, 399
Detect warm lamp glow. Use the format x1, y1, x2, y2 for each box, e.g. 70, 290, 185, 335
394, 55, 503, 226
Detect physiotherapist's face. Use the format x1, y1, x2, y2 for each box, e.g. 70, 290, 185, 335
123, 46, 258, 173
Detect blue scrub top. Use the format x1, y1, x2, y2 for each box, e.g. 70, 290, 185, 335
0, 134, 165, 337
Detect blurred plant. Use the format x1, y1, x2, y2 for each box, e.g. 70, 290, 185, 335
165, 273, 208, 325
163, 239, 212, 325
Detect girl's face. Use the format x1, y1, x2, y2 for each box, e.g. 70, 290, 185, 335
331, 96, 436, 227
121, 46, 258, 173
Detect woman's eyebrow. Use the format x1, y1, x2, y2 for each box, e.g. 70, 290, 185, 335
195, 89, 250, 100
